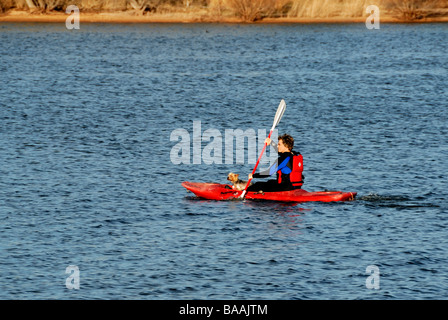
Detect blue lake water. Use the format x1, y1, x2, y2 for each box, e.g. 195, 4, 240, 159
0, 22, 447, 300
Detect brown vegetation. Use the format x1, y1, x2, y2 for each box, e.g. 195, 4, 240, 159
287, 0, 368, 18
384, 0, 447, 20
0, 0, 447, 22
224, 0, 290, 21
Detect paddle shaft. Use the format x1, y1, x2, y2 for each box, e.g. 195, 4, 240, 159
240, 129, 274, 198
239, 99, 286, 199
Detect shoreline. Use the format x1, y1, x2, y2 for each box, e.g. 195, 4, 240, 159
1, 11, 448, 24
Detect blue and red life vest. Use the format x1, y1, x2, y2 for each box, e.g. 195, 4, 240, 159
253, 151, 304, 190
276, 152, 304, 188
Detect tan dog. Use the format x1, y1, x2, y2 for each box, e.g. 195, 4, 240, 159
227, 172, 252, 191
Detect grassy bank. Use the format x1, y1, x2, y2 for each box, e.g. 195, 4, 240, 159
0, 0, 447, 23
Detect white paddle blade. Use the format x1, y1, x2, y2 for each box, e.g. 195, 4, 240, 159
271, 99, 286, 131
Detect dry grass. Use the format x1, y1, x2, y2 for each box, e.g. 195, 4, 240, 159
0, 0, 14, 12
287, 0, 371, 18
383, 0, 446, 20
224, 0, 290, 21
1, 0, 447, 21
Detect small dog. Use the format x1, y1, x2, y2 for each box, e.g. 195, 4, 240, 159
227, 172, 252, 191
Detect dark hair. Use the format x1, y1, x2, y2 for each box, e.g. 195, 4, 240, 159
279, 134, 294, 151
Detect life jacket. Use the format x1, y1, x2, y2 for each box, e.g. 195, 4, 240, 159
290, 153, 304, 188
277, 152, 304, 188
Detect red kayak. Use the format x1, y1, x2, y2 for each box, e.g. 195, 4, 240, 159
182, 181, 356, 203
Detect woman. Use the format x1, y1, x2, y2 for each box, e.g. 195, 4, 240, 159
247, 134, 304, 193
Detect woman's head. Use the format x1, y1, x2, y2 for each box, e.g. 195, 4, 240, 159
278, 134, 294, 152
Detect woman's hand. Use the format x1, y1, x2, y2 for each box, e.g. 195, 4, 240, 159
265, 138, 271, 145
248, 173, 253, 180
